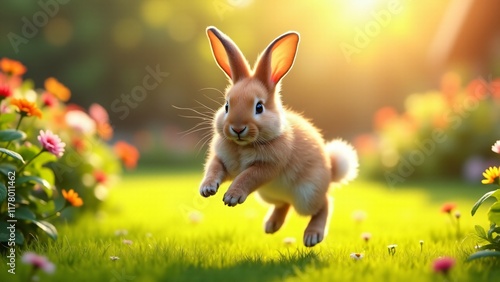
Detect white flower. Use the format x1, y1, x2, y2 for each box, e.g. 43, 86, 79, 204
114, 229, 128, 236
361, 232, 372, 242
350, 253, 364, 260
352, 210, 367, 222
188, 210, 203, 224
283, 237, 296, 245
110, 256, 120, 261
122, 239, 133, 245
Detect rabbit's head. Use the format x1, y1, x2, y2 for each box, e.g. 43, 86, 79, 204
206, 27, 299, 146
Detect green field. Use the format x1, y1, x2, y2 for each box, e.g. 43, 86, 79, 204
1, 170, 500, 282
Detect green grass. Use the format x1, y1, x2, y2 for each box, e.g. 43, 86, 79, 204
1, 170, 500, 281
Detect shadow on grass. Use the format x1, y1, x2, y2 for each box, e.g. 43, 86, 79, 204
167, 249, 324, 281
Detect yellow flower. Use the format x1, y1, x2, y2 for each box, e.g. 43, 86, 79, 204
45, 77, 71, 101
482, 167, 500, 184
62, 189, 83, 207
10, 98, 42, 118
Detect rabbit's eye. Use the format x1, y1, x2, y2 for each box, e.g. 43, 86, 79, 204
255, 101, 264, 114
225, 101, 228, 113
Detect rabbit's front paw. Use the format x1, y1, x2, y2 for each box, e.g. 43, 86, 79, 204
223, 188, 248, 207
199, 180, 220, 197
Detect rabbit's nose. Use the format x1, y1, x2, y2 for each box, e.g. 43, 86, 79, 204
231, 126, 247, 135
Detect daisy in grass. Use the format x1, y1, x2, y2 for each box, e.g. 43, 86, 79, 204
350, 253, 364, 260
62, 189, 83, 207
482, 166, 500, 184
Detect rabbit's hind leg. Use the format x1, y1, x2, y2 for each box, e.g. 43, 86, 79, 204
264, 203, 291, 234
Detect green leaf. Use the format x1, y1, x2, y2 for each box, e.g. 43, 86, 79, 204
472, 190, 497, 216
33, 220, 57, 240
15, 206, 36, 221
16, 175, 51, 189
474, 225, 487, 240
0, 148, 25, 163
467, 250, 500, 261
0, 182, 6, 203
0, 129, 26, 142
15, 229, 25, 245
488, 202, 500, 225
0, 163, 17, 177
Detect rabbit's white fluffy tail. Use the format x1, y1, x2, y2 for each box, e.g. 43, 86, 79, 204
326, 139, 359, 184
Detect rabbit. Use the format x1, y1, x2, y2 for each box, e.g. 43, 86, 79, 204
199, 26, 359, 247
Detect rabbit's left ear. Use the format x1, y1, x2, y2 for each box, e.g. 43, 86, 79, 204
254, 32, 299, 90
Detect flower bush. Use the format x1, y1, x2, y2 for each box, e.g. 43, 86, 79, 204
0, 58, 139, 244
356, 73, 500, 182
469, 140, 500, 261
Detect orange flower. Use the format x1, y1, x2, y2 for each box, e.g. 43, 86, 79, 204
0, 58, 26, 76
97, 122, 113, 140
441, 202, 456, 214
45, 77, 71, 101
62, 189, 83, 207
114, 141, 140, 169
10, 98, 42, 118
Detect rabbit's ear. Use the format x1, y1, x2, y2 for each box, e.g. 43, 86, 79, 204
206, 26, 250, 83
254, 32, 299, 90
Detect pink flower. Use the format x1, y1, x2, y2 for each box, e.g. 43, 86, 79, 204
41, 92, 58, 108
492, 140, 500, 154
89, 103, 109, 124
432, 257, 455, 274
21, 252, 55, 274
65, 110, 96, 135
37, 130, 66, 158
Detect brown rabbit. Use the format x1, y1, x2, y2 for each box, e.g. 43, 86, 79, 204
200, 26, 358, 247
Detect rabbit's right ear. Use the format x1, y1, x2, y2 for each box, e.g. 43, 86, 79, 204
206, 26, 250, 83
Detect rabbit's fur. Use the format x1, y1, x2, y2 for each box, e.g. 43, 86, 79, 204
200, 27, 358, 247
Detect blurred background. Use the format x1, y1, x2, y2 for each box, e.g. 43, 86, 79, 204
2, 0, 500, 180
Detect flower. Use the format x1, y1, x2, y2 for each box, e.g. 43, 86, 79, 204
188, 210, 203, 224
432, 257, 455, 274
41, 92, 58, 107
65, 110, 96, 135
482, 166, 500, 184
350, 253, 364, 260
10, 98, 42, 118
37, 130, 66, 158
62, 189, 83, 207
352, 210, 367, 223
0, 58, 26, 76
387, 244, 397, 255
492, 141, 500, 154
114, 229, 128, 236
361, 232, 372, 242
454, 211, 461, 219
94, 170, 107, 184
89, 103, 109, 124
114, 141, 140, 169
21, 252, 55, 274
45, 77, 71, 101
441, 202, 456, 214
283, 237, 296, 245
97, 122, 113, 140
110, 256, 120, 261
0, 84, 12, 98
122, 239, 133, 245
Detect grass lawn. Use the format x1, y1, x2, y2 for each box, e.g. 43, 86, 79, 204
1, 169, 500, 281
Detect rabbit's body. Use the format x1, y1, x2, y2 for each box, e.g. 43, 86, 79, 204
211, 110, 330, 215
200, 27, 358, 247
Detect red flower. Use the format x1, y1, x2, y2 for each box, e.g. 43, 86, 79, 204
94, 170, 107, 184
41, 92, 58, 108
0, 84, 12, 98
441, 203, 456, 214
